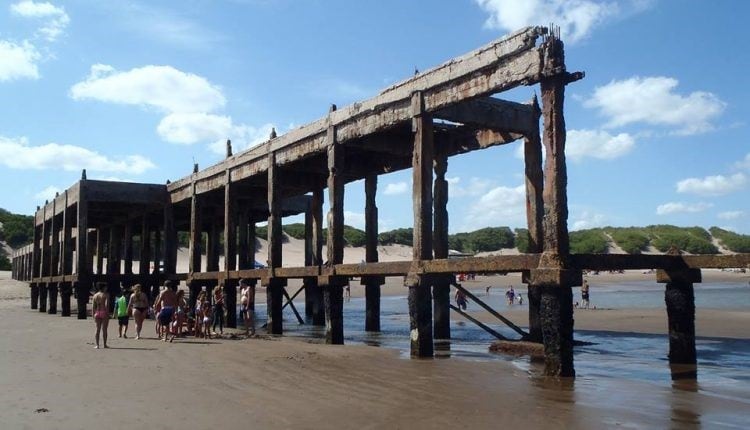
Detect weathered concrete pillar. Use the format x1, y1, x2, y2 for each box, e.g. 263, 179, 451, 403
322, 106, 347, 344
530, 37, 580, 377
308, 188, 325, 326
139, 218, 151, 301
163, 203, 178, 278
407, 91, 434, 358
95, 228, 104, 275
206, 216, 220, 273
362, 175, 384, 332
123, 220, 134, 283
658, 264, 699, 379
39, 283, 48, 313
30, 283, 39, 309
107, 225, 122, 312
432, 149, 450, 340
524, 94, 544, 343
60, 283, 72, 317
224, 173, 238, 328
264, 151, 286, 335
47, 283, 58, 314
189, 178, 203, 305
75, 178, 89, 319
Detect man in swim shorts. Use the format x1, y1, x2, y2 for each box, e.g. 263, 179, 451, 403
154, 280, 178, 342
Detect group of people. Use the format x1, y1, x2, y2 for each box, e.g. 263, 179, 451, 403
90, 279, 256, 349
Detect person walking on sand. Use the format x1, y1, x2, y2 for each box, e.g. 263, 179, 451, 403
174, 290, 187, 337
113, 287, 129, 339
240, 279, 255, 336
92, 282, 110, 349
581, 280, 590, 309
154, 281, 178, 342
212, 283, 225, 336
201, 298, 213, 339
127, 284, 149, 339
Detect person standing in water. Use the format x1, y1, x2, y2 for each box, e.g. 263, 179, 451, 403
239, 279, 255, 336
581, 280, 590, 309
92, 282, 110, 349
113, 286, 129, 339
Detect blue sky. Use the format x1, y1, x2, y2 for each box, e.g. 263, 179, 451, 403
1, 0, 748, 235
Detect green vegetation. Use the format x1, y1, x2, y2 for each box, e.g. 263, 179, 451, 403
605, 227, 650, 254
449, 227, 515, 253
569, 229, 608, 254
645, 225, 717, 254
378, 228, 413, 247
0, 208, 34, 248
514, 228, 530, 253
709, 227, 750, 253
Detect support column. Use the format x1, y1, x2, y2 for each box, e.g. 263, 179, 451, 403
407, 91, 434, 358
224, 173, 238, 328
139, 218, 151, 300
309, 188, 325, 326
206, 216, 220, 274
189, 182, 203, 306
95, 228, 104, 275
524, 95, 544, 343
529, 37, 579, 377
30, 214, 41, 309
363, 175, 384, 332
39, 207, 49, 313
61, 191, 73, 316
123, 220, 134, 286
658, 260, 699, 379
322, 106, 346, 344
151, 229, 161, 300
107, 225, 122, 312
48, 201, 59, 314
163, 203, 178, 277
75, 177, 89, 319
264, 151, 285, 335
432, 150, 450, 340
303, 203, 315, 318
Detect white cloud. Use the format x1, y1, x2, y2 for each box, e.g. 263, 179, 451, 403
656, 202, 713, 215
11, 1, 70, 41
158, 113, 233, 145
344, 211, 366, 230
676, 173, 747, 196
448, 176, 494, 198
34, 185, 61, 201
383, 182, 409, 196
567, 129, 635, 161
461, 184, 526, 231
718, 211, 744, 220
571, 210, 607, 230
584, 76, 725, 135
475, 0, 631, 43
0, 135, 155, 174
70, 64, 226, 114
0, 40, 40, 81
736, 153, 750, 170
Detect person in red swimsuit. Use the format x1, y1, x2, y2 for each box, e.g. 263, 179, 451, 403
92, 282, 110, 349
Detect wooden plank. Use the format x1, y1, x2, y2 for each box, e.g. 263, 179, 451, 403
411, 92, 433, 262
326, 111, 345, 266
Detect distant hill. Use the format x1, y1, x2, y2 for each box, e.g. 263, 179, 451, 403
3, 202, 749, 273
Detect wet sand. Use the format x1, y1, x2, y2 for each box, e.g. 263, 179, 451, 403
1, 272, 748, 429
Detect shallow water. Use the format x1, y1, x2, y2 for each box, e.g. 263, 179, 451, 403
249, 282, 750, 426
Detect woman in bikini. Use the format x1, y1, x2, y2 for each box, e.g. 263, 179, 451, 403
92, 282, 110, 349
127, 284, 149, 339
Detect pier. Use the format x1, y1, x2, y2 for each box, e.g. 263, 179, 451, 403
10, 26, 750, 377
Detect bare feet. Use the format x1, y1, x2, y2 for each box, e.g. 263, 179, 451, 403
94, 345, 99, 349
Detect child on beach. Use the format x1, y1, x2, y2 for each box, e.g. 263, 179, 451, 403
240, 279, 255, 336
455, 287, 468, 311
201, 299, 213, 339
506, 286, 515, 306
92, 282, 110, 349
113, 287, 129, 339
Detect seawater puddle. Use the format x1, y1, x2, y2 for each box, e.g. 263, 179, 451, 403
252, 282, 750, 409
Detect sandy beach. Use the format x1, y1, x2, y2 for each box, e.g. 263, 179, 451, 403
1, 269, 748, 429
